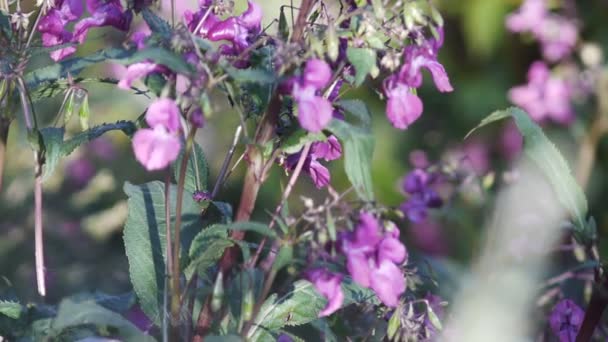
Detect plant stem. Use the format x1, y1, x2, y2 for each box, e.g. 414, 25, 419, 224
212, 125, 242, 198
576, 285, 608, 342
0, 117, 10, 193
575, 113, 608, 188
34, 153, 45, 297
172, 128, 197, 327
163, 169, 173, 342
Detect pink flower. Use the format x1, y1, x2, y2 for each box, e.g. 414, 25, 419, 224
508, 61, 574, 125
340, 212, 407, 307
291, 59, 335, 133
385, 84, 423, 130
118, 62, 161, 90
283, 136, 342, 189
132, 98, 182, 171
306, 269, 344, 317
505, 0, 546, 33
535, 15, 578, 62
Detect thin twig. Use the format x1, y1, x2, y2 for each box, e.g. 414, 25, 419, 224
163, 169, 173, 342
212, 125, 243, 198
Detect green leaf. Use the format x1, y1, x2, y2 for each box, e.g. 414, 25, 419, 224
346, 47, 377, 86
185, 225, 234, 279
281, 130, 326, 155
122, 181, 202, 325
224, 66, 276, 84
173, 142, 210, 193
62, 120, 136, 155
51, 299, 155, 341
0, 300, 22, 319
227, 221, 276, 238
327, 119, 375, 201
25, 48, 133, 86
337, 99, 372, 126
248, 280, 327, 341
39, 127, 65, 181
142, 8, 172, 38
467, 107, 588, 232
125, 47, 193, 75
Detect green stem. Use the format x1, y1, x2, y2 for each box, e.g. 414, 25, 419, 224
163, 169, 173, 342
0, 117, 10, 193
171, 127, 197, 327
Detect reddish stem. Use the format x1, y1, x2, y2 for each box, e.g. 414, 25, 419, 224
0, 118, 9, 193
34, 157, 45, 297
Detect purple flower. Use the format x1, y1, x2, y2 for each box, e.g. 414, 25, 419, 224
508, 61, 574, 125
383, 29, 452, 130
400, 169, 443, 223
185, 0, 262, 55
549, 299, 584, 342
37, 0, 132, 61
291, 59, 335, 133
385, 84, 423, 130
306, 268, 344, 317
283, 136, 342, 189
340, 212, 407, 307
124, 304, 154, 333
118, 62, 161, 90
505, 0, 546, 33
193, 190, 211, 202
65, 157, 95, 188
535, 15, 578, 62
132, 98, 182, 171
410, 220, 448, 256
505, 0, 578, 62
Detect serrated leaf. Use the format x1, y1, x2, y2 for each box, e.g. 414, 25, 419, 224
346, 47, 377, 86
248, 280, 326, 341
327, 119, 375, 201
185, 225, 233, 279
51, 299, 155, 341
173, 142, 210, 194
224, 66, 276, 84
122, 181, 202, 325
39, 127, 65, 181
25, 48, 134, 86
142, 8, 172, 38
228, 221, 276, 238
0, 300, 22, 319
126, 47, 193, 75
467, 107, 588, 232
62, 120, 136, 155
68, 292, 136, 313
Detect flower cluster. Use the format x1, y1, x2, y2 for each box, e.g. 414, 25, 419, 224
132, 98, 182, 171
185, 0, 262, 58
38, 0, 132, 61
549, 299, 584, 342
283, 136, 342, 189
290, 58, 335, 133
383, 29, 453, 130
308, 212, 407, 317
400, 168, 443, 223
506, 0, 578, 62
508, 61, 574, 125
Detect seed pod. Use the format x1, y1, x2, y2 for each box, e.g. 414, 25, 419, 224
211, 271, 224, 312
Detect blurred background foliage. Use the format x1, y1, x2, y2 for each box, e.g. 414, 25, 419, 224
2, 0, 608, 305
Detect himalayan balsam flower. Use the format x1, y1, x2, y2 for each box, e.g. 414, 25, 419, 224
505, 0, 578, 62
283, 136, 342, 188
292, 59, 334, 133
400, 169, 443, 223
383, 29, 453, 129
508, 61, 574, 125
340, 212, 407, 307
185, 0, 262, 56
549, 299, 584, 342
306, 268, 344, 317
132, 98, 182, 171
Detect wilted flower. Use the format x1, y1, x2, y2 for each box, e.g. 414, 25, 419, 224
508, 61, 574, 125
549, 299, 584, 342
132, 98, 182, 171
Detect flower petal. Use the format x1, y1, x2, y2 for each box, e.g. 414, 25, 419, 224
132, 127, 181, 171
